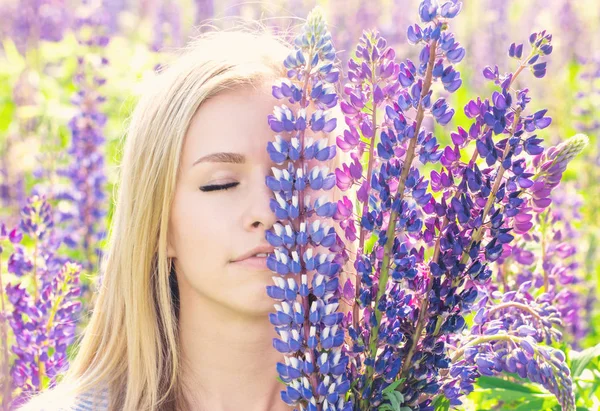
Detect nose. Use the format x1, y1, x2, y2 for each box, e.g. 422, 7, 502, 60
243, 170, 278, 231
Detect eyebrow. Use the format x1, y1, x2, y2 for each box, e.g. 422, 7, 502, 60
192, 152, 246, 166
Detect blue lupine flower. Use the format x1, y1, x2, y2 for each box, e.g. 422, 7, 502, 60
266, 7, 352, 411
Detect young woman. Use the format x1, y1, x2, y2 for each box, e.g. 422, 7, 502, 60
18, 22, 356, 411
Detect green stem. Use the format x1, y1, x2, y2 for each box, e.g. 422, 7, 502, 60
451, 334, 521, 363
487, 301, 544, 322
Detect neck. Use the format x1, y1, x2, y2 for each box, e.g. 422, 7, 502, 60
177, 277, 289, 411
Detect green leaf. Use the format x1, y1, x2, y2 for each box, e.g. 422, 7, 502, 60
473, 376, 554, 410
378, 391, 401, 411
570, 343, 600, 377
476, 376, 543, 393
432, 395, 450, 411
381, 378, 405, 395
379, 379, 408, 411
511, 398, 545, 411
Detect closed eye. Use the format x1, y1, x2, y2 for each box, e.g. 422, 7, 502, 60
199, 182, 239, 192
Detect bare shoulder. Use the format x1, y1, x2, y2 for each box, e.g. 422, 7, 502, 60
15, 389, 77, 411
16, 385, 109, 411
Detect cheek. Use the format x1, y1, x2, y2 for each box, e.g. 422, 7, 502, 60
170, 189, 231, 262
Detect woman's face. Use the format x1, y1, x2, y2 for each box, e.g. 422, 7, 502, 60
168, 81, 332, 317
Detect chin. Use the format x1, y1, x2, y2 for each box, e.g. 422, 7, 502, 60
230, 288, 277, 317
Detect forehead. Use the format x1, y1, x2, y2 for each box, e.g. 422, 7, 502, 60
182, 83, 279, 166
182, 80, 343, 169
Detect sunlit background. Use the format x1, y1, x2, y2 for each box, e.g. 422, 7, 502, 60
0, 0, 599, 409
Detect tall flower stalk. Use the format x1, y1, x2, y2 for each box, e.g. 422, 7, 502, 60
496, 180, 595, 347
0, 195, 82, 409
266, 2, 584, 410
56, 5, 110, 275
266, 7, 352, 411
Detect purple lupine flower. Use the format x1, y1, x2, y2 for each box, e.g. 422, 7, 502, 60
493, 173, 594, 347
194, 0, 214, 26
526, 134, 589, 214
266, 7, 352, 411
7, 261, 82, 408
352, 20, 570, 411
0, 196, 83, 408
151, 1, 183, 52
51, 5, 110, 275
574, 57, 600, 136
450, 285, 575, 410
6, 0, 72, 55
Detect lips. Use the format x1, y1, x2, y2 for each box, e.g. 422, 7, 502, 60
232, 245, 275, 263
231, 255, 270, 270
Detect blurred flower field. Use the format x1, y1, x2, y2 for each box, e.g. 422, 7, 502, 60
0, 0, 599, 410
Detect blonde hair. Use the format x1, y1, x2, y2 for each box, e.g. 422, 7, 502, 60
21, 21, 360, 411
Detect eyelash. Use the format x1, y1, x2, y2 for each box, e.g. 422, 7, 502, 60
199, 182, 239, 192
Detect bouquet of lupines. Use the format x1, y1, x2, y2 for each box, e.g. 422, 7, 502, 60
265, 3, 586, 410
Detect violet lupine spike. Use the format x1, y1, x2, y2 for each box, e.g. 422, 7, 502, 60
574, 57, 600, 137
53, 7, 110, 275
492, 138, 593, 347
266, 7, 352, 411
449, 285, 575, 411
543, 186, 596, 343
7, 0, 72, 55
151, 1, 183, 52
528, 134, 589, 211
499, 185, 595, 347
1, 196, 83, 408
334, 28, 412, 408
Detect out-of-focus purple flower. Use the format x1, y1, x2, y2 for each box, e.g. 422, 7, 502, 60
0, 196, 82, 408
497, 183, 595, 347
194, 0, 214, 26
7, 261, 82, 408
52, 6, 110, 274
6, 0, 72, 54
151, 1, 183, 52
102, 0, 127, 33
